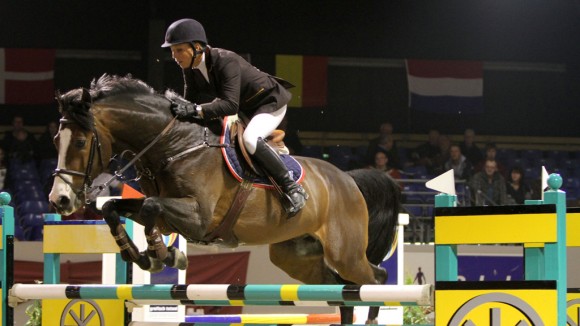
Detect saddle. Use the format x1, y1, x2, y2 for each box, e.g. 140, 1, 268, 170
201, 118, 296, 247
229, 120, 289, 177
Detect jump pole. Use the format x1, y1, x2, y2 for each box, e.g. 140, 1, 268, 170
10, 283, 433, 305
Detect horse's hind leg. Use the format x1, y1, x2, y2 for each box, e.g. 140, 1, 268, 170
269, 240, 356, 325
102, 198, 158, 272
140, 197, 187, 270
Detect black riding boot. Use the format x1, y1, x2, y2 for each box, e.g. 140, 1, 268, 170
253, 137, 308, 217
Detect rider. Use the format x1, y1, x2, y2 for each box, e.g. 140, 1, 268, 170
161, 18, 308, 217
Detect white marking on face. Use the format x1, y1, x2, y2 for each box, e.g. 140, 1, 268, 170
48, 128, 73, 204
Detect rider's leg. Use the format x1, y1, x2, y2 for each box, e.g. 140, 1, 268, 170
243, 106, 308, 217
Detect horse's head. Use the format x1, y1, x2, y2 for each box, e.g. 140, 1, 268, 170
49, 87, 111, 215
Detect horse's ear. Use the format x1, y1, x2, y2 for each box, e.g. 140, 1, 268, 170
55, 90, 62, 105
81, 88, 92, 106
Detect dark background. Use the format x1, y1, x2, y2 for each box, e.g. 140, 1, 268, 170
1, 0, 579, 136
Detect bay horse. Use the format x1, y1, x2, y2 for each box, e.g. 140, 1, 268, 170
49, 74, 401, 323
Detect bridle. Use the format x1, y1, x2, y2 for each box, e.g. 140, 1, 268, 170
53, 108, 230, 204
52, 118, 105, 203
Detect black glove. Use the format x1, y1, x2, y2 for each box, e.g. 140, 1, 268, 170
170, 102, 202, 120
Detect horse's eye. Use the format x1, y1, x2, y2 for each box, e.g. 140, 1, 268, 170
74, 139, 87, 148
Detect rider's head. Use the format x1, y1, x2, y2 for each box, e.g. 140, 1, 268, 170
162, 18, 207, 69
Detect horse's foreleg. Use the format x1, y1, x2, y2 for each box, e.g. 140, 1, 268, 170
102, 199, 153, 271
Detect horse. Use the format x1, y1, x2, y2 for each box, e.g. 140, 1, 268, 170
49, 74, 401, 324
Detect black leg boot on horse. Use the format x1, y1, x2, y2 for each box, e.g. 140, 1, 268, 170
252, 137, 308, 217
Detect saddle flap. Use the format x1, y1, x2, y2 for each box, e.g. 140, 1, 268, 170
232, 120, 289, 175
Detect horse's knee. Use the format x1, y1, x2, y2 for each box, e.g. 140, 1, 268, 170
141, 197, 162, 217
102, 199, 120, 226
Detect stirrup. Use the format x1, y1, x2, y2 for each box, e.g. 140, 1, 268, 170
283, 187, 308, 218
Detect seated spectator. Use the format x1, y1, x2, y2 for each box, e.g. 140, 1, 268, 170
444, 144, 473, 181
506, 166, 534, 204
2, 115, 34, 152
475, 143, 507, 178
366, 134, 401, 169
366, 122, 398, 164
470, 159, 507, 206
409, 129, 440, 174
432, 134, 451, 176
459, 128, 483, 166
7, 129, 37, 163
36, 120, 59, 162
369, 150, 401, 179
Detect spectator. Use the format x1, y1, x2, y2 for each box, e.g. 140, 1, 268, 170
409, 129, 440, 174
459, 128, 483, 166
475, 143, 507, 177
2, 115, 34, 153
366, 134, 401, 169
369, 150, 401, 179
432, 134, 451, 175
444, 144, 473, 181
36, 120, 59, 162
365, 122, 399, 166
470, 159, 507, 206
7, 129, 37, 163
506, 166, 534, 204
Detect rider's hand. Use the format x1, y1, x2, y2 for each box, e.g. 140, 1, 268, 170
171, 103, 203, 120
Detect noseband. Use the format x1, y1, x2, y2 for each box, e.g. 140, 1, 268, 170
53, 118, 104, 203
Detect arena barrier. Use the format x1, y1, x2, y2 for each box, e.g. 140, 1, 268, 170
434, 173, 568, 325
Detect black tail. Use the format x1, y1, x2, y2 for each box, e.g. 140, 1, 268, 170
347, 169, 401, 265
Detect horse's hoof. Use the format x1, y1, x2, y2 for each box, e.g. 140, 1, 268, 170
145, 254, 165, 273
165, 246, 188, 270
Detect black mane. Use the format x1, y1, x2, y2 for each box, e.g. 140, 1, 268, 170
90, 74, 155, 101
58, 74, 159, 131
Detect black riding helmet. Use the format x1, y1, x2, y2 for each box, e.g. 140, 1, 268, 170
161, 18, 207, 48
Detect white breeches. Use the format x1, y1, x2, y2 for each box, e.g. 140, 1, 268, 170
243, 105, 287, 154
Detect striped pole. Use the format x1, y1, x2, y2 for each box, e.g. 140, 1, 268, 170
182, 313, 340, 324
128, 323, 378, 326
10, 284, 433, 306
126, 299, 409, 308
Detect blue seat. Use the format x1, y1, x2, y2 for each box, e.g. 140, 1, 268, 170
537, 158, 556, 170
403, 166, 428, 179
39, 158, 58, 184
497, 149, 518, 165
15, 186, 45, 203
327, 146, 354, 171
544, 150, 570, 162
520, 150, 543, 161
524, 166, 542, 179
510, 157, 529, 169
9, 165, 40, 181
300, 145, 325, 160
19, 213, 45, 227
402, 204, 424, 218
17, 200, 49, 216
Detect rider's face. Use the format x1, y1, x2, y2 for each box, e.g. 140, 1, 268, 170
170, 43, 194, 69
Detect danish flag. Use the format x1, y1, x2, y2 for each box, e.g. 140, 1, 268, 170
0, 48, 55, 104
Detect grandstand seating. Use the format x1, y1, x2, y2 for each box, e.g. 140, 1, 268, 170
2, 130, 578, 243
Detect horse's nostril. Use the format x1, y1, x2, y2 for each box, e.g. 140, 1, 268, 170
58, 196, 70, 207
